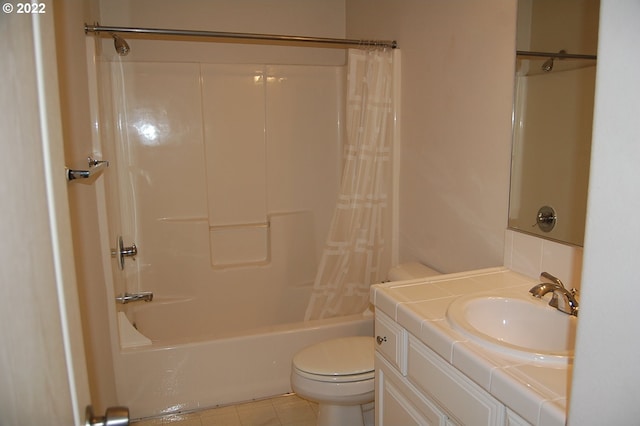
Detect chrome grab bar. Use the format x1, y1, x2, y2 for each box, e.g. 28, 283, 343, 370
115, 291, 153, 304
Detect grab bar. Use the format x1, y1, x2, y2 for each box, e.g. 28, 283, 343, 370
66, 156, 109, 183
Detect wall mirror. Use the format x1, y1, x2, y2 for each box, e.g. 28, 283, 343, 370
508, 0, 599, 246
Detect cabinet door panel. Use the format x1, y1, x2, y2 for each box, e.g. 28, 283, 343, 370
382, 378, 431, 426
407, 336, 505, 425
376, 353, 445, 426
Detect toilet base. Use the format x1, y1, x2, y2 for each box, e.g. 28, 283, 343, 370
317, 403, 364, 426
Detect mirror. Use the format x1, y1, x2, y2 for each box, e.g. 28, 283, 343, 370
508, 0, 600, 246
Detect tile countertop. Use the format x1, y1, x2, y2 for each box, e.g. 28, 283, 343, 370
371, 267, 572, 426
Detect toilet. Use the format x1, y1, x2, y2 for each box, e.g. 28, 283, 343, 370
291, 262, 440, 426
291, 336, 375, 426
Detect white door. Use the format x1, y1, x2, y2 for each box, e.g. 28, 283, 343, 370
0, 4, 94, 424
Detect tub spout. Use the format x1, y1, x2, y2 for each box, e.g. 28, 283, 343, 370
116, 292, 153, 304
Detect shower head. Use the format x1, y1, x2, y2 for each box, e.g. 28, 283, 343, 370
541, 49, 567, 73
541, 57, 554, 72
112, 33, 130, 56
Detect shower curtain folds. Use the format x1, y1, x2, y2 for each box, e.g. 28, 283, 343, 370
305, 48, 395, 321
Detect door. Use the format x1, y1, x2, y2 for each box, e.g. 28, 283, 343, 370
0, 4, 101, 424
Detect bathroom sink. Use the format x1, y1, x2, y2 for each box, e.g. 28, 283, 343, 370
446, 293, 577, 365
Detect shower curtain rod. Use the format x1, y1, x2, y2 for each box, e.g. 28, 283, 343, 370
84, 23, 398, 49
516, 50, 597, 60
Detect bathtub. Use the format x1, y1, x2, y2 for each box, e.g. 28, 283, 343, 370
114, 302, 374, 420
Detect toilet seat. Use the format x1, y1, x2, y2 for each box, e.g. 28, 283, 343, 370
292, 336, 374, 380
293, 366, 374, 383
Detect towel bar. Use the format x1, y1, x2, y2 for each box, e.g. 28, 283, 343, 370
66, 156, 109, 183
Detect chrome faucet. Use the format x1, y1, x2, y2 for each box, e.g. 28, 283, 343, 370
529, 272, 579, 316
115, 291, 153, 304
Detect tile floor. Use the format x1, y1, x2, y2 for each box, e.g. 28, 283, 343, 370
132, 394, 318, 426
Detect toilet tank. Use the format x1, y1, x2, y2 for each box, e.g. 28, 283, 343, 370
387, 262, 440, 281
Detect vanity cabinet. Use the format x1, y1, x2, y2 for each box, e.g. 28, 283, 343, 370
375, 311, 530, 426
377, 352, 447, 425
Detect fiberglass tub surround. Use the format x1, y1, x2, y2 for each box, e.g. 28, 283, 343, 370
106, 60, 347, 339
101, 60, 356, 417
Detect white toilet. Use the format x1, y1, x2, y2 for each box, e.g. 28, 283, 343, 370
291, 336, 375, 426
291, 262, 440, 426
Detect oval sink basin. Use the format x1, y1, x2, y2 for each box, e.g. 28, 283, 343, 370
446, 293, 577, 365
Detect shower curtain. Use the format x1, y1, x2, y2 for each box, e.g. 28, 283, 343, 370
305, 48, 395, 320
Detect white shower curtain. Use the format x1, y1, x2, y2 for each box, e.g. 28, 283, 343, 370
304, 48, 395, 320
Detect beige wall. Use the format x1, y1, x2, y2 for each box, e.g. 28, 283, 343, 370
569, 1, 640, 422
347, 0, 517, 272
1, 7, 90, 422
53, 0, 118, 412
98, 0, 346, 65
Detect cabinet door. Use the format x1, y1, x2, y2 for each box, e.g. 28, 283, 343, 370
407, 336, 505, 425
376, 353, 445, 426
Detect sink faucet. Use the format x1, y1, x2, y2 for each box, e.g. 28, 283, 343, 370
115, 291, 153, 304
529, 272, 579, 316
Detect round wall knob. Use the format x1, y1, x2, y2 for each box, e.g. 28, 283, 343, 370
535, 205, 557, 232
111, 236, 138, 270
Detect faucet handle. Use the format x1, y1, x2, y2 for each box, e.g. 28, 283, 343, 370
549, 288, 579, 316
540, 272, 566, 289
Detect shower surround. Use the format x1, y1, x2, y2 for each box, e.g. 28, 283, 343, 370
92, 46, 389, 417
106, 60, 345, 331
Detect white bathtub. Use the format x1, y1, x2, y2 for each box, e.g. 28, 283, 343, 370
114, 303, 374, 420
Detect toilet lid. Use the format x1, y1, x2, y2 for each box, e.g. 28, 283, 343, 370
292, 336, 374, 376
